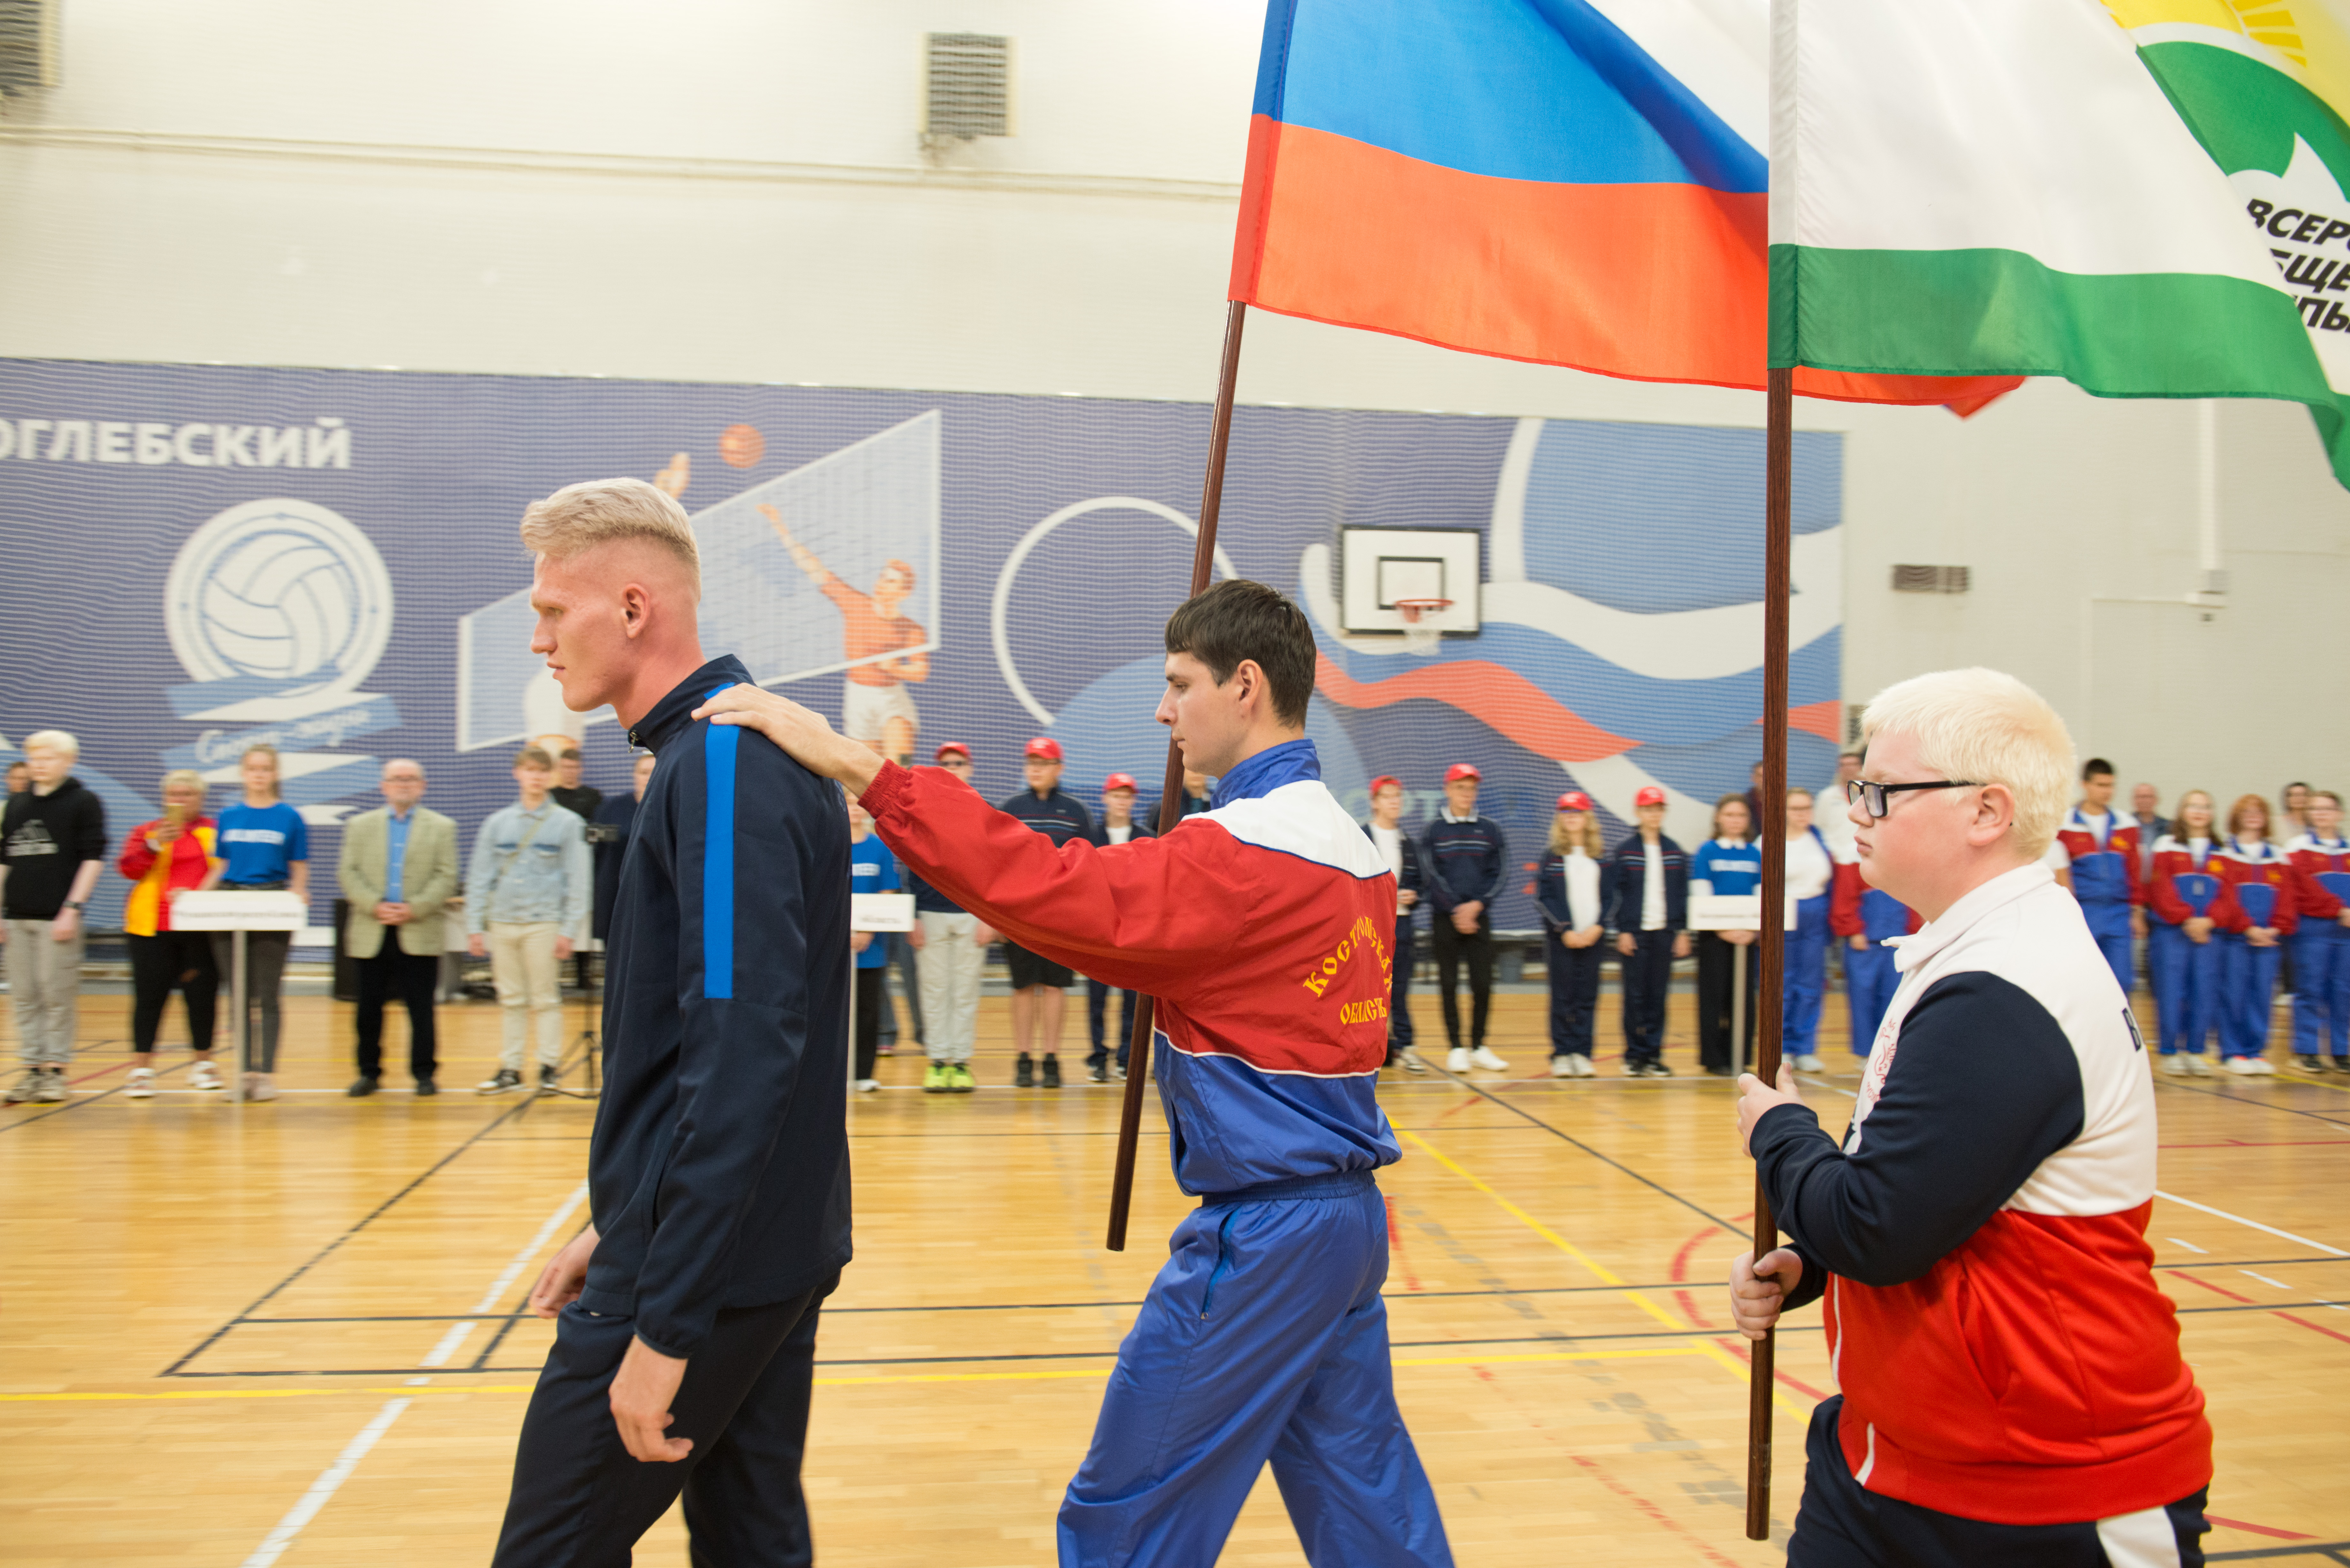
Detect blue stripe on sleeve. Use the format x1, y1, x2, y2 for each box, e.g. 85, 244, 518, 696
703, 713, 738, 1000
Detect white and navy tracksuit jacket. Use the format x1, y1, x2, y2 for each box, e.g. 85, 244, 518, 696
1752, 863, 2210, 1527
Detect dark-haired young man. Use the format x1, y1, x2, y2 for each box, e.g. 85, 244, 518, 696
2046, 757, 2145, 997
1421, 763, 1509, 1073
696, 578, 1451, 1568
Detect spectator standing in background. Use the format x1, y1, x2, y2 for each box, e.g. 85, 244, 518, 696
1, 731, 106, 1104
1816, 751, 1863, 862
118, 769, 221, 1099
197, 743, 305, 1103
339, 759, 458, 1097
2215, 794, 2297, 1075
1364, 775, 1428, 1074
911, 742, 990, 1094
1423, 762, 1509, 1073
998, 737, 1092, 1088
1690, 794, 1762, 1078
848, 798, 899, 1093
1780, 787, 1841, 1075
1536, 791, 1609, 1078
4, 760, 27, 797
2285, 790, 2350, 1072
467, 746, 592, 1095
2045, 758, 2145, 996
2279, 782, 2313, 843
1605, 784, 1689, 1077
591, 752, 657, 954
2149, 791, 2225, 1074
1179, 767, 1215, 818
1084, 773, 1153, 1083
2131, 782, 2168, 854
549, 746, 603, 991
1745, 759, 1768, 828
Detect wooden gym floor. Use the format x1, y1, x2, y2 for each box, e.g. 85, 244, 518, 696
3, 981, 2347, 1566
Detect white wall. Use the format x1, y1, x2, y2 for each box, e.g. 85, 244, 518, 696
3, 0, 2344, 808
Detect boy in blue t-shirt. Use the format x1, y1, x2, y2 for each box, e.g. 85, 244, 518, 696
849, 800, 900, 1092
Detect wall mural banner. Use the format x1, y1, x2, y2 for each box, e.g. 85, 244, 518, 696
0, 357, 1840, 935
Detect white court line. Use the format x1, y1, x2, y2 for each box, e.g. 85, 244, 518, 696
418, 1180, 589, 1368
2241, 1270, 2292, 1290
241, 1398, 410, 1568
2155, 1190, 2349, 1258
2166, 1237, 2209, 1254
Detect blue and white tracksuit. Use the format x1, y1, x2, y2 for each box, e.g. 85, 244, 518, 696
863, 738, 1450, 1568
2287, 835, 2350, 1059
1782, 825, 1838, 1058
2048, 808, 2145, 997
2149, 838, 2225, 1058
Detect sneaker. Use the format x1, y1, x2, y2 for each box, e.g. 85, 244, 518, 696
2295, 1054, 2323, 1072
477, 1068, 523, 1095
947, 1062, 976, 1093
1041, 1055, 1062, 1089
347, 1076, 380, 1098
3, 1068, 41, 1104
1088, 1060, 1108, 1084
1446, 1047, 1470, 1073
414, 1078, 438, 1097
855, 1078, 881, 1093
1015, 1053, 1035, 1088
2331, 1056, 2350, 1074
1550, 1056, 1577, 1078
1399, 1051, 1427, 1074
2249, 1056, 2276, 1075
539, 1065, 560, 1091
2184, 1054, 2213, 1076
924, 1060, 950, 1093
2223, 1056, 2264, 1076
126, 1067, 158, 1099
1704, 1064, 1735, 1078
243, 1073, 278, 1102
1571, 1054, 1596, 1078
1793, 1054, 1824, 1074
1649, 1059, 1676, 1078
34, 1067, 69, 1102
189, 1060, 224, 1092
1469, 1046, 1510, 1072
2162, 1054, 2192, 1076
876, 1041, 895, 1056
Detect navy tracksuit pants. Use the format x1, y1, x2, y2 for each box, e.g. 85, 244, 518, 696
1088, 976, 1138, 1068
1388, 916, 1417, 1052
1545, 930, 1600, 1059
1057, 1173, 1451, 1567
1617, 928, 1673, 1065
493, 1276, 837, 1568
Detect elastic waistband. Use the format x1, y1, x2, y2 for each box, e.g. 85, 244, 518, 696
1198, 1169, 1376, 1207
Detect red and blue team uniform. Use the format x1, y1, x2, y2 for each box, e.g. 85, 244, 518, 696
2148, 837, 2229, 1060
1831, 863, 1919, 1058
2286, 834, 2350, 1061
859, 738, 1450, 1568
2214, 838, 2300, 1060
2051, 808, 2145, 995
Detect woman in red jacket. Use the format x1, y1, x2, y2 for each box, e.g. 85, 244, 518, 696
2215, 794, 2298, 1075
116, 770, 224, 1099
2147, 791, 2228, 1075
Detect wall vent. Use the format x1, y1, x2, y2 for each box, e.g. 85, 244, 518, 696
925, 33, 1012, 142
0, 0, 60, 95
1890, 564, 1970, 594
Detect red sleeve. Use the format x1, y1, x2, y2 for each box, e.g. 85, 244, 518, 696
117, 822, 159, 882
2209, 869, 2249, 935
2119, 824, 2147, 907
2272, 868, 2303, 936
1830, 861, 1863, 937
2297, 855, 2345, 920
860, 761, 1249, 998
2148, 857, 2190, 926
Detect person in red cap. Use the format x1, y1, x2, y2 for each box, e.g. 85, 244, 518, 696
1603, 785, 1690, 1076
909, 743, 994, 1092
1420, 763, 1511, 1073
1534, 792, 1609, 1076
996, 737, 1093, 1087
1363, 774, 1429, 1073
1082, 772, 1155, 1082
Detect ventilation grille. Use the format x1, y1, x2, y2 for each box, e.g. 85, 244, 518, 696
0, 0, 60, 94
926, 33, 1011, 141
1891, 564, 1970, 594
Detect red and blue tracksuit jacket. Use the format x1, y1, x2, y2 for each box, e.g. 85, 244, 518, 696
2051, 809, 2144, 936
2148, 837, 2230, 1057
1831, 863, 1919, 1056
2286, 834, 2350, 1057
861, 738, 1401, 1192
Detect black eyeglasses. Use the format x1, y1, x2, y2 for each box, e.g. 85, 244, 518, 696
1844, 779, 1980, 819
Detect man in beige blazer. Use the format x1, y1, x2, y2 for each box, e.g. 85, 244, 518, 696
338, 758, 459, 1095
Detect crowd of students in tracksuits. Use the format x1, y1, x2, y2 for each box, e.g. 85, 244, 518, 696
1388, 756, 2350, 1078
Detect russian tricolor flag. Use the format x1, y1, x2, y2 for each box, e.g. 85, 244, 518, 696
1231, 0, 2020, 414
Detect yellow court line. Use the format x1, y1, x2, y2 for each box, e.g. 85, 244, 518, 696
1399, 1129, 1808, 1416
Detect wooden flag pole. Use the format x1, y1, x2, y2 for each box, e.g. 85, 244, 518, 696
1746, 364, 1795, 1540
1107, 300, 1248, 1252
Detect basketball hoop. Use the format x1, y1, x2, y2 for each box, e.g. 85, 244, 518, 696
1393, 597, 1452, 655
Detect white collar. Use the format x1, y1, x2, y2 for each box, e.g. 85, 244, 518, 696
1442, 810, 1478, 824
1713, 836, 1751, 849
1884, 862, 2053, 974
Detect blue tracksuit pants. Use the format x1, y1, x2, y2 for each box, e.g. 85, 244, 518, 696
1783, 894, 1830, 1056
2150, 924, 2221, 1057
1057, 1173, 1451, 1568
2291, 927, 2350, 1059
2217, 932, 2282, 1059
2088, 921, 2136, 997
1843, 941, 1899, 1059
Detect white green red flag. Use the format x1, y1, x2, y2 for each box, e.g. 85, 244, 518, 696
1770, 0, 2350, 486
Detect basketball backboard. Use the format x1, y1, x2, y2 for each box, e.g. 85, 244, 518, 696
1338, 527, 1481, 637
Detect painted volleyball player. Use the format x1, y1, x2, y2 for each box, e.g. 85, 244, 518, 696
697, 579, 1450, 1568
759, 503, 927, 763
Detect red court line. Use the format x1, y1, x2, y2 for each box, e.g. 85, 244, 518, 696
2208, 1514, 2318, 1540
1433, 1094, 1483, 1123
1384, 1196, 1423, 1293
1566, 1453, 1745, 1568
1673, 1289, 1715, 1330
2159, 1139, 2350, 1149
2272, 1311, 2350, 1347
2167, 1270, 2255, 1304
1711, 1335, 1833, 1402
1669, 1225, 1721, 1284
68, 1059, 132, 1086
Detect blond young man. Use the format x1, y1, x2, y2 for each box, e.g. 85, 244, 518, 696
1731, 668, 2210, 1566
466, 746, 591, 1094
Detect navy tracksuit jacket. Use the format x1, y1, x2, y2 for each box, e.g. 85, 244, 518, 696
579, 654, 854, 1359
